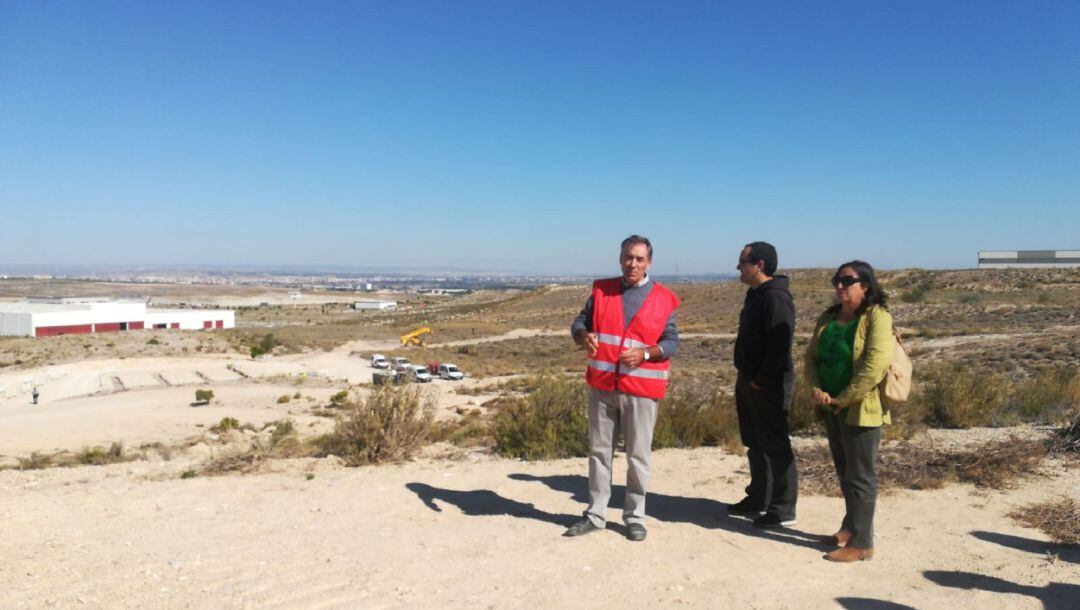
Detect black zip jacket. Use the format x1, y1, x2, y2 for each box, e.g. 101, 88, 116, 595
733, 275, 795, 387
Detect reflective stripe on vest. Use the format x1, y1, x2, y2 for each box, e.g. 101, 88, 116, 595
587, 359, 671, 380
595, 333, 649, 350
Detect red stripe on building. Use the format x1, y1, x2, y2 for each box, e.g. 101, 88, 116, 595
95, 322, 122, 332
170, 323, 180, 329
129, 321, 144, 330
215, 320, 224, 329
35, 324, 93, 337
203, 321, 213, 329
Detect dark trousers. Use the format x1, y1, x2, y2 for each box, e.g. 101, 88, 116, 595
734, 373, 797, 520
823, 411, 882, 549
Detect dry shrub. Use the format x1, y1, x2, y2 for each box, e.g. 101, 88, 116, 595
797, 435, 1048, 495
197, 420, 306, 476
794, 444, 844, 496
1013, 366, 1080, 422
924, 365, 1010, 428
939, 436, 1048, 489
1053, 407, 1080, 453
788, 372, 824, 435
316, 385, 434, 465
74, 442, 127, 466
201, 451, 268, 476
653, 380, 741, 451
17, 451, 58, 470
491, 373, 588, 460
1009, 497, 1080, 545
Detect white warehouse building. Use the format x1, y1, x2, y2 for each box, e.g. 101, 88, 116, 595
978, 250, 1080, 269
0, 299, 235, 337
353, 300, 397, 311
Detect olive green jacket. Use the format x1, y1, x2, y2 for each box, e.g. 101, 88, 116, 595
804, 304, 893, 427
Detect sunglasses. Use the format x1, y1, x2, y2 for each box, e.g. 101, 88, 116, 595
831, 275, 862, 288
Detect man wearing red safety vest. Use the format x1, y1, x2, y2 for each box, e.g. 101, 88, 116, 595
564, 235, 680, 542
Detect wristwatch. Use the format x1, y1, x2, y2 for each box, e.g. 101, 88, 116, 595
643, 348, 651, 361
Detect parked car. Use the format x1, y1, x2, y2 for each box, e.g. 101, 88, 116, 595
437, 363, 464, 381
390, 357, 413, 372
371, 354, 389, 369
411, 365, 433, 383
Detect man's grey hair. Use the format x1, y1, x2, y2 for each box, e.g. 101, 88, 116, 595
621, 234, 653, 260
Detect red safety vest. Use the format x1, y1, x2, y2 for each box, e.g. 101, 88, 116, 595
585, 277, 679, 399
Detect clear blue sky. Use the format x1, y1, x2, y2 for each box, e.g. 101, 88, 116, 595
2, 1, 1077, 274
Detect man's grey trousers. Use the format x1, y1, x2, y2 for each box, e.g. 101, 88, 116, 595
585, 387, 659, 528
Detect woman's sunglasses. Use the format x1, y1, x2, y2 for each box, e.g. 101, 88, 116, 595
831, 275, 862, 288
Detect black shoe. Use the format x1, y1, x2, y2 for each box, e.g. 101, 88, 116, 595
753, 513, 797, 529
626, 523, 647, 542
564, 518, 603, 537
727, 498, 765, 516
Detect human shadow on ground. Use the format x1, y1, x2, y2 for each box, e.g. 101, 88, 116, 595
971, 530, 1080, 564
924, 570, 1080, 610
508, 473, 831, 551
835, 598, 918, 610
405, 482, 577, 529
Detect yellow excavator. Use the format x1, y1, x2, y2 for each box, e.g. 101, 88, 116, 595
400, 326, 433, 347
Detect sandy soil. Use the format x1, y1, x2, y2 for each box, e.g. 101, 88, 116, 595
0, 347, 503, 460
1, 448, 1076, 609
2, 329, 1078, 609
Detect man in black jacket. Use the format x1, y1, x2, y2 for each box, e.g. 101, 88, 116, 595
729, 241, 798, 529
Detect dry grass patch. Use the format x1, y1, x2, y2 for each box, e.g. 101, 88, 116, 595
653, 380, 741, 452
14, 442, 134, 471
1009, 497, 1080, 545
797, 435, 1049, 496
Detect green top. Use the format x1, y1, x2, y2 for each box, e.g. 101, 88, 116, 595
817, 319, 858, 397
804, 305, 894, 427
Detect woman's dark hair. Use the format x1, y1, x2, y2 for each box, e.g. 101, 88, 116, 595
829, 260, 887, 314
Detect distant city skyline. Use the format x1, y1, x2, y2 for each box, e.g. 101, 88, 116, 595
2, 1, 1077, 274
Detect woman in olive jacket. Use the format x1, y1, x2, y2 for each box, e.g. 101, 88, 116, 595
804, 260, 893, 562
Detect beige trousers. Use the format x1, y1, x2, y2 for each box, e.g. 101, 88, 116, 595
585, 387, 659, 527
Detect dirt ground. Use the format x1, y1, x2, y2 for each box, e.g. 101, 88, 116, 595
1, 446, 1076, 609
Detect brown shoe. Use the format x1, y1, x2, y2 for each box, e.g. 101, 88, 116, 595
824, 546, 874, 562
825, 530, 852, 547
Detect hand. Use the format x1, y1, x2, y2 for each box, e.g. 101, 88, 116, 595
576, 331, 599, 356
619, 348, 646, 368
750, 381, 764, 391
827, 396, 843, 412
811, 389, 832, 406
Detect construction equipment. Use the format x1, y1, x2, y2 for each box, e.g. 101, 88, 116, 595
399, 326, 433, 347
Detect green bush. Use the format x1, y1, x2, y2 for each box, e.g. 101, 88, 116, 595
653, 380, 741, 451
212, 416, 240, 432
329, 390, 350, 406
492, 374, 588, 459
316, 385, 434, 465
924, 366, 1010, 428
250, 333, 281, 358
900, 286, 929, 303
958, 293, 982, 305
195, 389, 214, 403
